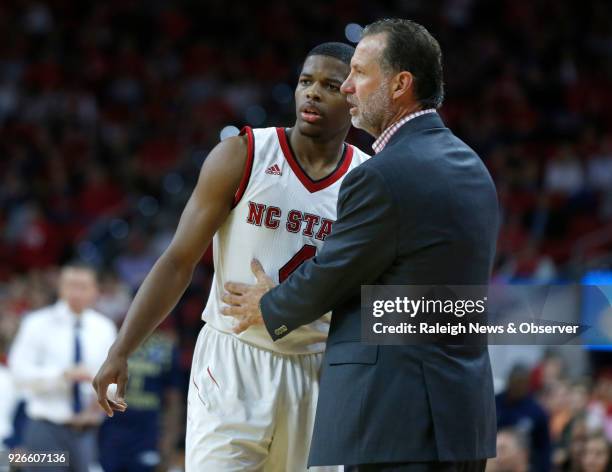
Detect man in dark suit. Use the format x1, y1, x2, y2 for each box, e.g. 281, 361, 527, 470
222, 18, 499, 471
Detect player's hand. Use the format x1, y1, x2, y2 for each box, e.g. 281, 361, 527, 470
221, 259, 276, 334
92, 353, 129, 417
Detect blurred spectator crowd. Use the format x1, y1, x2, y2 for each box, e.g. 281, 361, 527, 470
488, 352, 612, 472
1, 0, 612, 470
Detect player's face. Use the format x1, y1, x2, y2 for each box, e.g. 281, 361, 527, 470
341, 33, 394, 137
294, 55, 352, 138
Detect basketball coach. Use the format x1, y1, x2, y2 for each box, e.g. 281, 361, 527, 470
222, 18, 499, 472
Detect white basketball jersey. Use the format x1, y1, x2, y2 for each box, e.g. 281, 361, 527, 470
202, 126, 370, 354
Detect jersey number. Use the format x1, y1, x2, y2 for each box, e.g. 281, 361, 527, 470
278, 244, 317, 282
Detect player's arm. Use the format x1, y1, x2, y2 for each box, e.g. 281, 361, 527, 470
93, 134, 249, 416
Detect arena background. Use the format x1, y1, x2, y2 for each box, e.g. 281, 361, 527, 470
1, 0, 612, 471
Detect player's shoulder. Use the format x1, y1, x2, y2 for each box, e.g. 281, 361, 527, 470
249, 125, 279, 137
198, 129, 252, 182
219, 126, 280, 157
214, 130, 249, 155
248, 126, 285, 150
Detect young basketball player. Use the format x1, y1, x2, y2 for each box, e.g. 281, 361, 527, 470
93, 42, 369, 471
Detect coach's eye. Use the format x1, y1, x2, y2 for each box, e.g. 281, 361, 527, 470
327, 84, 340, 91
299, 79, 311, 86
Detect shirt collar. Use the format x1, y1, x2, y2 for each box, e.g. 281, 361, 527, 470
372, 108, 437, 153
55, 300, 86, 323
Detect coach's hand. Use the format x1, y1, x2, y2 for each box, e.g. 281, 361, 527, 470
92, 353, 129, 417
222, 259, 276, 334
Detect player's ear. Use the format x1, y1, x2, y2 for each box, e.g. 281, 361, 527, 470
391, 71, 414, 101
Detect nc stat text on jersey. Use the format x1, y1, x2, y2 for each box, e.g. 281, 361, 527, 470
371, 322, 580, 335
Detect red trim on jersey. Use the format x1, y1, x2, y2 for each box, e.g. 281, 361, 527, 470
278, 244, 317, 282
232, 126, 255, 208
275, 128, 354, 193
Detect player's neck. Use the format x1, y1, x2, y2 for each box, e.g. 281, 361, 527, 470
287, 127, 347, 178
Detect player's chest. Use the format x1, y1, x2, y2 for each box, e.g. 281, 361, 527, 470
237, 177, 340, 242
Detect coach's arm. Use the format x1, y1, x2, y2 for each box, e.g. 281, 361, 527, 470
263, 165, 396, 340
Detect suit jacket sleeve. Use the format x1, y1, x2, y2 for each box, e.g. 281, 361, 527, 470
261, 165, 397, 340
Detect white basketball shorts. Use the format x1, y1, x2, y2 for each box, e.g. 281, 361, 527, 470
186, 324, 340, 472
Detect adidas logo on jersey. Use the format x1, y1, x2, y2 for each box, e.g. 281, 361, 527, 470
265, 164, 282, 176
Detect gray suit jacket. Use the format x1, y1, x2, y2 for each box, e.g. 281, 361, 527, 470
261, 112, 499, 466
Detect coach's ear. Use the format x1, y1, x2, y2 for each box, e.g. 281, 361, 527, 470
391, 71, 414, 101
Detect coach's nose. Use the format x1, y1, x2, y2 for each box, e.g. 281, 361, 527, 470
340, 73, 355, 95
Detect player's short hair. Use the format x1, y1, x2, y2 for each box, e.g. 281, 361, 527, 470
305, 42, 355, 67
362, 18, 444, 109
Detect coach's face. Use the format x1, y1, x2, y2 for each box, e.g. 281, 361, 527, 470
59, 267, 98, 314
341, 33, 394, 137
294, 55, 352, 139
